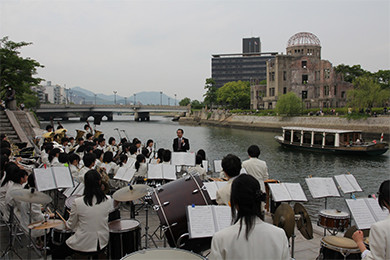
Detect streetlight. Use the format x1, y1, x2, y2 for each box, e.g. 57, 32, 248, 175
160, 91, 163, 106
113, 91, 117, 105
134, 93, 136, 105
168, 97, 170, 106
174, 94, 177, 106
94, 94, 97, 105
124, 97, 127, 105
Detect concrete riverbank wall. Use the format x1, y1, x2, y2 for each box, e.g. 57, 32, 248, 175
179, 110, 390, 138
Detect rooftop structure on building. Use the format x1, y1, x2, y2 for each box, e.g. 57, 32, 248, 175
211, 37, 278, 88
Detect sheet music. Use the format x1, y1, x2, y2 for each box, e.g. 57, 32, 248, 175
334, 175, 355, 193
346, 199, 376, 230
214, 160, 222, 173
268, 183, 292, 202
147, 164, 163, 179
126, 157, 136, 168
345, 175, 362, 192
34, 168, 56, 191
162, 164, 176, 180
204, 182, 218, 200
285, 183, 308, 201
171, 152, 196, 166
122, 168, 136, 182
215, 181, 228, 190
240, 168, 247, 174
187, 205, 215, 238
73, 182, 85, 196
52, 167, 74, 189
305, 177, 340, 198
63, 186, 74, 197
213, 206, 232, 232
114, 167, 126, 180
202, 160, 208, 171
365, 198, 389, 222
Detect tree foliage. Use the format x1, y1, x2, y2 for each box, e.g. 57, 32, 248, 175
190, 99, 203, 109
203, 78, 217, 108
216, 81, 250, 109
275, 92, 303, 116
22, 92, 40, 109
179, 97, 191, 106
347, 76, 390, 109
0, 36, 44, 103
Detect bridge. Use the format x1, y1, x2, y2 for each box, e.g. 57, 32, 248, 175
35, 104, 190, 122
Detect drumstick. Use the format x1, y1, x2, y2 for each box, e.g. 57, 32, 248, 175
55, 210, 67, 223
67, 209, 71, 215
47, 207, 53, 215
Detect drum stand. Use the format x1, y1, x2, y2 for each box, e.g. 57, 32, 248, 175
151, 224, 167, 247
1, 207, 22, 260
141, 201, 157, 249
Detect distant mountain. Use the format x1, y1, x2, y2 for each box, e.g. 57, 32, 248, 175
70, 87, 178, 105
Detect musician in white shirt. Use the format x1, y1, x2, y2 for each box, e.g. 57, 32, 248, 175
210, 174, 290, 260
242, 145, 269, 192
216, 154, 241, 206
353, 180, 390, 260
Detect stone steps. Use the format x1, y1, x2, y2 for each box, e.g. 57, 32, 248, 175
0, 111, 21, 143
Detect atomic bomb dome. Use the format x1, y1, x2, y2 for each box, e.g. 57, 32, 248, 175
287, 32, 321, 47
286, 32, 321, 58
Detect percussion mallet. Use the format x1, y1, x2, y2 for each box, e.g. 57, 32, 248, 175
55, 210, 67, 224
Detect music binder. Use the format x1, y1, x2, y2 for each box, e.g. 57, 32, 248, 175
203, 181, 228, 200
34, 167, 74, 192
346, 198, 389, 230
186, 205, 232, 238
305, 177, 340, 198
147, 164, 176, 180
114, 167, 136, 182
268, 183, 307, 202
334, 174, 363, 194
171, 152, 196, 166
213, 160, 222, 173
63, 182, 85, 197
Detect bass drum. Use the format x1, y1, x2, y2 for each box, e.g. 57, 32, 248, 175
121, 248, 205, 259
151, 174, 212, 253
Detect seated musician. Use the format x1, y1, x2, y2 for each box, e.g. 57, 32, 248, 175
68, 153, 80, 179
210, 174, 290, 260
353, 180, 390, 260
162, 149, 172, 164
133, 154, 147, 179
77, 153, 96, 183
53, 170, 117, 259
216, 154, 241, 206
188, 154, 207, 181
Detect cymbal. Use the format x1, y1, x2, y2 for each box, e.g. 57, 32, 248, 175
113, 184, 149, 202
10, 188, 52, 204
273, 204, 295, 238
28, 219, 63, 230
294, 203, 313, 240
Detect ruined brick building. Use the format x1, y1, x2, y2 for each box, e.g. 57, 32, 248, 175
253, 32, 353, 110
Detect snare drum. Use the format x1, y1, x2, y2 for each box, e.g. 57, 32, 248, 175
108, 219, 141, 260
51, 222, 74, 246
320, 236, 361, 259
121, 248, 205, 259
151, 175, 212, 251
318, 209, 350, 232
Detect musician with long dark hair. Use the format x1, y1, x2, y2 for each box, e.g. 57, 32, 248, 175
210, 174, 289, 260
54, 170, 116, 259
353, 180, 390, 260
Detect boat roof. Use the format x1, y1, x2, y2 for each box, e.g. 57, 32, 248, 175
282, 126, 362, 134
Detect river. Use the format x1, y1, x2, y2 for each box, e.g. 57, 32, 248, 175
52, 115, 389, 220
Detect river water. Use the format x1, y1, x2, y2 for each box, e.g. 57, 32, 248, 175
52, 115, 389, 219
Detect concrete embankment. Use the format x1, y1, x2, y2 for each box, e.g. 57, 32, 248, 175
179, 110, 390, 138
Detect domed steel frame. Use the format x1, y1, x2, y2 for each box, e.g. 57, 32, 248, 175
287, 32, 321, 47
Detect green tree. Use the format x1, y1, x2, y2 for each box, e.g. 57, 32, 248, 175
22, 92, 40, 109
203, 78, 217, 108
373, 70, 390, 89
216, 81, 250, 109
190, 99, 203, 109
0, 36, 44, 104
334, 64, 371, 83
179, 97, 191, 106
347, 76, 390, 109
275, 92, 303, 116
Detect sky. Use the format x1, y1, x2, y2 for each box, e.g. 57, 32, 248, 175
1, 0, 389, 101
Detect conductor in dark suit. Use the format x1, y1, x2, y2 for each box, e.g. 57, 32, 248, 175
173, 128, 190, 152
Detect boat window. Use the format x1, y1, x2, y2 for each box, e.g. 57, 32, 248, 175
284, 131, 291, 142
325, 134, 335, 146
303, 133, 311, 144
314, 133, 322, 145
293, 132, 301, 143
